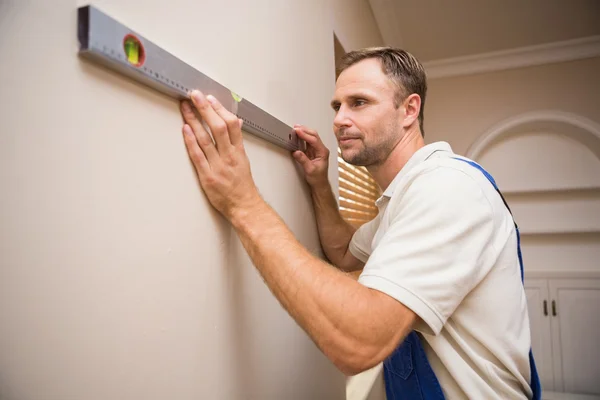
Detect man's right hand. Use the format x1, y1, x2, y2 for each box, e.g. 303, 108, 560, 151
292, 125, 362, 272
292, 125, 331, 187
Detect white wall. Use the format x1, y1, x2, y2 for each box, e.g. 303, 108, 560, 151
332, 0, 384, 52
425, 57, 600, 274
425, 57, 600, 155
0, 1, 349, 399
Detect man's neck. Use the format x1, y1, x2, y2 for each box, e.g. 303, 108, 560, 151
367, 127, 425, 192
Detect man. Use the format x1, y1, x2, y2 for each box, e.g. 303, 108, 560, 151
179, 47, 539, 399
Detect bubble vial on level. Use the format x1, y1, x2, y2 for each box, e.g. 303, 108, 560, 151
123, 34, 145, 67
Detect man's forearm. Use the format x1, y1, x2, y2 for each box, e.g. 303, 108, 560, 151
229, 200, 400, 374
309, 181, 356, 268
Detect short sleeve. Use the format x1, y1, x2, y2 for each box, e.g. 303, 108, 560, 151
348, 214, 380, 263
358, 167, 496, 335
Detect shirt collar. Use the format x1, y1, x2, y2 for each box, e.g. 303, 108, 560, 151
379, 141, 453, 200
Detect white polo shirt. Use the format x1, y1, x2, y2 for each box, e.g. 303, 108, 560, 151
349, 142, 533, 399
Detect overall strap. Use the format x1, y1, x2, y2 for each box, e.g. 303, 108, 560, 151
383, 331, 446, 399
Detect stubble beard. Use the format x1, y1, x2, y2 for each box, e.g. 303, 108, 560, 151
341, 124, 400, 167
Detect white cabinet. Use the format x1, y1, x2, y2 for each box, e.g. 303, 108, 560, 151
525, 279, 555, 390
525, 277, 600, 396
549, 279, 600, 394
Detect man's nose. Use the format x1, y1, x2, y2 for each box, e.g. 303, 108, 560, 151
333, 107, 352, 129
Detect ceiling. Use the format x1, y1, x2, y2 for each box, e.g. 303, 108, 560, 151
369, 0, 600, 62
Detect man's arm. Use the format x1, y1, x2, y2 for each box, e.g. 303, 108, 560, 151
292, 126, 364, 272
230, 200, 413, 375
179, 91, 415, 374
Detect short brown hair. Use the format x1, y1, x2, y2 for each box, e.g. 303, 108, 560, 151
338, 47, 427, 136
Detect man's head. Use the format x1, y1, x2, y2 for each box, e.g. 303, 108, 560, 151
331, 47, 427, 167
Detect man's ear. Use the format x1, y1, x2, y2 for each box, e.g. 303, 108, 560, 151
401, 94, 421, 129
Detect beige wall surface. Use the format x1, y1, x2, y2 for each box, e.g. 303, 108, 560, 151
424, 57, 600, 154
0, 1, 347, 399
424, 58, 600, 274
332, 0, 383, 52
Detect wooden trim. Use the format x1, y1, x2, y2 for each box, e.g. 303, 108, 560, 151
338, 167, 379, 192
339, 178, 380, 197
340, 208, 378, 220
336, 147, 379, 229
339, 198, 378, 213
339, 187, 378, 204
338, 160, 373, 182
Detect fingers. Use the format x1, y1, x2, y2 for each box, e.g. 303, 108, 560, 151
294, 125, 328, 149
293, 125, 329, 158
293, 125, 320, 138
180, 101, 219, 163
204, 94, 244, 147
293, 126, 320, 145
182, 124, 210, 174
190, 90, 233, 151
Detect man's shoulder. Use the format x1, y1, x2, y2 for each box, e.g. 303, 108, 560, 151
394, 155, 493, 200
387, 155, 511, 231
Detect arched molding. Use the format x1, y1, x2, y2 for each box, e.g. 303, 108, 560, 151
466, 111, 600, 162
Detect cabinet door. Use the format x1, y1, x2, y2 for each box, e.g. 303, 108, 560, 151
525, 278, 555, 391
549, 279, 600, 395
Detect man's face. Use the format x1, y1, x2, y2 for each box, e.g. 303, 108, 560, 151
331, 58, 404, 167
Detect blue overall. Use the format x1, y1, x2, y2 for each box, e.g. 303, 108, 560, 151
382, 158, 542, 400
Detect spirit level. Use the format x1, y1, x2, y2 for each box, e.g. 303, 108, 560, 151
77, 5, 305, 152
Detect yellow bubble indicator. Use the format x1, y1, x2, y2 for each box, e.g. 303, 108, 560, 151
123, 34, 145, 67
231, 91, 243, 103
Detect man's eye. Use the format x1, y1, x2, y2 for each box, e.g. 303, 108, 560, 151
333, 105, 340, 112
353, 100, 366, 107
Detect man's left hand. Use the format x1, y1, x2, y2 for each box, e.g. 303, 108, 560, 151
180, 90, 261, 221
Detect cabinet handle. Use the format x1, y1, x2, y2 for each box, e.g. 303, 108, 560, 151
543, 300, 548, 316
552, 300, 557, 317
